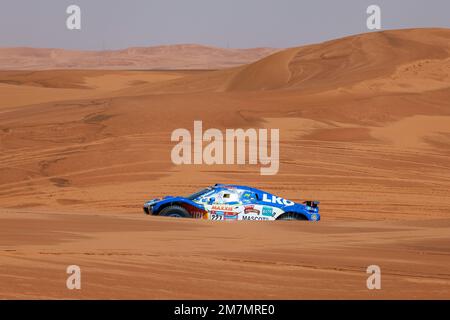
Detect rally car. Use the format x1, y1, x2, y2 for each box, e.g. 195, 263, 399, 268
143, 184, 320, 221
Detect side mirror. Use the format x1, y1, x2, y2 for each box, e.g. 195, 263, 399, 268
208, 197, 215, 204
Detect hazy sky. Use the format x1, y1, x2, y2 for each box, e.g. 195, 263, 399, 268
0, 0, 449, 50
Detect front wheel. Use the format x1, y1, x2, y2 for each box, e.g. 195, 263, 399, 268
159, 205, 191, 218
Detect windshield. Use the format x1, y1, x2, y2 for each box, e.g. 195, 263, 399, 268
186, 187, 213, 200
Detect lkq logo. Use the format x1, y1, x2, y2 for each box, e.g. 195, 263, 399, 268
171, 121, 279, 175
262, 193, 294, 206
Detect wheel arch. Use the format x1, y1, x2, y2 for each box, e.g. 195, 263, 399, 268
154, 201, 187, 215
153, 200, 205, 217
276, 212, 309, 221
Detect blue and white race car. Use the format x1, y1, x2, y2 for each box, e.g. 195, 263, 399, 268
143, 184, 320, 221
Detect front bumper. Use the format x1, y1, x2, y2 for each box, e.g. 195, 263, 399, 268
143, 205, 153, 215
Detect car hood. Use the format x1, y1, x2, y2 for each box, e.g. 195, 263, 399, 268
144, 195, 187, 206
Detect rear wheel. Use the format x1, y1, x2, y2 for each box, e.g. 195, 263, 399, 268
277, 212, 308, 221
159, 205, 191, 218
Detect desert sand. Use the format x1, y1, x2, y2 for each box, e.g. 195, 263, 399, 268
0, 28, 449, 299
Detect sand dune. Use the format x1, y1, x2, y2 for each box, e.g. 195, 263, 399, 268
0, 70, 192, 109
0, 44, 278, 70
225, 28, 450, 92
0, 28, 449, 299
117, 28, 450, 97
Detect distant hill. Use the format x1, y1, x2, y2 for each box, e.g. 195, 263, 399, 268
0, 44, 278, 70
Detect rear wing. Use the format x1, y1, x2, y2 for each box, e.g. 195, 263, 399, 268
303, 200, 320, 208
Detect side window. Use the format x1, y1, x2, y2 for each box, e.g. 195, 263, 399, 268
217, 190, 240, 204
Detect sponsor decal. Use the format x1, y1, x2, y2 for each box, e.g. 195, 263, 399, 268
262, 193, 295, 206
262, 206, 274, 217
224, 211, 238, 220
242, 216, 270, 221
244, 205, 260, 215
211, 205, 234, 211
